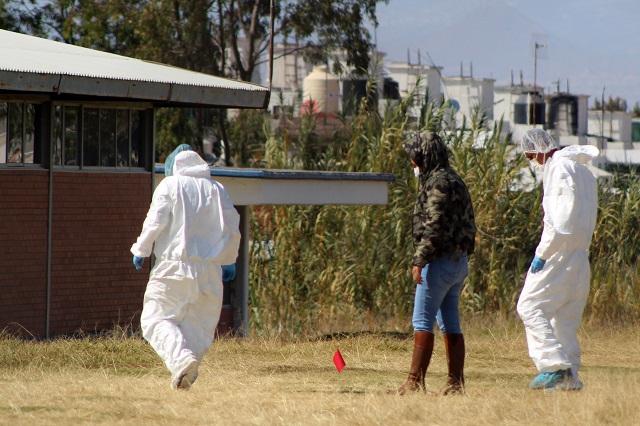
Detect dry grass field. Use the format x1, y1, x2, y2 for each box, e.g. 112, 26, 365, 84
1, 320, 639, 425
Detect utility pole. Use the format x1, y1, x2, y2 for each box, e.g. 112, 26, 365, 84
600, 86, 605, 151
532, 42, 546, 125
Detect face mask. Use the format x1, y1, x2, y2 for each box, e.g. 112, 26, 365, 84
528, 159, 544, 172
413, 167, 420, 177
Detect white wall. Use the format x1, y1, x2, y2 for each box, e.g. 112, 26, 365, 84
442, 77, 494, 126
386, 62, 442, 105
588, 110, 632, 146
270, 43, 312, 90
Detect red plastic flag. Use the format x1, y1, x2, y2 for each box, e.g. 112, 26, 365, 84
333, 349, 346, 373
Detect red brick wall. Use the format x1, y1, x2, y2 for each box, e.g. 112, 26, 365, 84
2, 170, 236, 338
0, 169, 48, 337
50, 171, 151, 336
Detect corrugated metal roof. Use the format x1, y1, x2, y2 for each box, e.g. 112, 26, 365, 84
0, 30, 269, 108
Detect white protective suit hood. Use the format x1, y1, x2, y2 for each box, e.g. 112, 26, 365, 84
552, 145, 599, 164
173, 151, 212, 179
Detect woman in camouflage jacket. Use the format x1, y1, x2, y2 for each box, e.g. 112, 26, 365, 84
395, 131, 476, 396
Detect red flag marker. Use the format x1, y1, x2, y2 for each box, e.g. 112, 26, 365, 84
333, 349, 346, 373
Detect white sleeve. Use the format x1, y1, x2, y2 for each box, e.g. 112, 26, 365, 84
535, 163, 575, 259
130, 180, 173, 258
214, 182, 241, 265
535, 218, 564, 260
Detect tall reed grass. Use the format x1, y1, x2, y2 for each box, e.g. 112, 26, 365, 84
244, 91, 640, 334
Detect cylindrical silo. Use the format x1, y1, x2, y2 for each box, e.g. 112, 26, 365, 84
302, 65, 340, 115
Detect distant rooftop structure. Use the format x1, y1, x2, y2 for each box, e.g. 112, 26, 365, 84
0, 29, 269, 108
442, 75, 495, 125
494, 84, 544, 95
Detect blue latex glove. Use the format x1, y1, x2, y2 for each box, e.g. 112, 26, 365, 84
222, 264, 237, 283
529, 256, 546, 273
133, 255, 145, 271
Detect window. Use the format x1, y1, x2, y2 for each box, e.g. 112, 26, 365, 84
514, 102, 545, 125
0, 102, 39, 164
130, 110, 143, 167
116, 110, 129, 167
53, 106, 148, 169
99, 109, 116, 167
83, 108, 99, 166
63, 107, 80, 166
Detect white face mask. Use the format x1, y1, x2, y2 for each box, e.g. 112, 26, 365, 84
528, 158, 545, 172
413, 167, 420, 177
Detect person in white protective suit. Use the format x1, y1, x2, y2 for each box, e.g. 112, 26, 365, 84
131, 150, 240, 390
516, 129, 598, 391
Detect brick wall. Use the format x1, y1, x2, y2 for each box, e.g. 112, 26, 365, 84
50, 171, 151, 336
0, 169, 48, 337
2, 170, 236, 338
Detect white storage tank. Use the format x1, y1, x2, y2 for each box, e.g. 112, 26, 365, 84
302, 65, 340, 115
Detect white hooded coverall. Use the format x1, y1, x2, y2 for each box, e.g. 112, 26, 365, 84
517, 145, 598, 376
131, 151, 241, 377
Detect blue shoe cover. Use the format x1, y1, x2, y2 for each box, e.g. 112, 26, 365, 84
528, 369, 570, 390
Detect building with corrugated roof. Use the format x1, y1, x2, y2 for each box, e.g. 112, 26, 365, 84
0, 29, 394, 338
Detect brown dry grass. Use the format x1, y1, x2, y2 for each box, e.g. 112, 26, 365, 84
1, 320, 639, 425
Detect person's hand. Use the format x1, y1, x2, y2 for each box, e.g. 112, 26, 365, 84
529, 256, 546, 273
412, 265, 423, 284
222, 264, 237, 283
133, 255, 145, 271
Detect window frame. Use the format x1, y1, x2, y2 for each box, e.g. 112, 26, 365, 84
51, 101, 152, 172
0, 99, 45, 169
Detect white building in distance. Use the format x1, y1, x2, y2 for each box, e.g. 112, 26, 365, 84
385, 62, 442, 105
443, 76, 495, 127
588, 110, 632, 147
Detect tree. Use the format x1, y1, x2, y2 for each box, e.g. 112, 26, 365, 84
0, 0, 43, 34
215, 0, 385, 82
632, 102, 640, 118
593, 96, 628, 112
4, 0, 388, 164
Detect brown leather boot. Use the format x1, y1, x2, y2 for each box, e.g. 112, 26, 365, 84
441, 333, 465, 395
396, 331, 434, 395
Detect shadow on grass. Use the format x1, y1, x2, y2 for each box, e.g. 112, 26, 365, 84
259, 365, 387, 374
292, 387, 369, 395
315, 331, 411, 341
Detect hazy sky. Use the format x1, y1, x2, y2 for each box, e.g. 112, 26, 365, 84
374, 0, 640, 106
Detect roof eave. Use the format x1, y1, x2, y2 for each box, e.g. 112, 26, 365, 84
0, 70, 268, 108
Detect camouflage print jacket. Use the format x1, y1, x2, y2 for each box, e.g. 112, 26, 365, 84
412, 168, 476, 266
406, 131, 476, 267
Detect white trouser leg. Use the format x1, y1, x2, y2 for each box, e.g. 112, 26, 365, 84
551, 253, 590, 377
141, 278, 198, 376
181, 290, 223, 360
517, 254, 575, 372
181, 264, 223, 360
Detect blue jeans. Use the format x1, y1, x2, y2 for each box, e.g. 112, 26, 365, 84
412, 255, 468, 333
